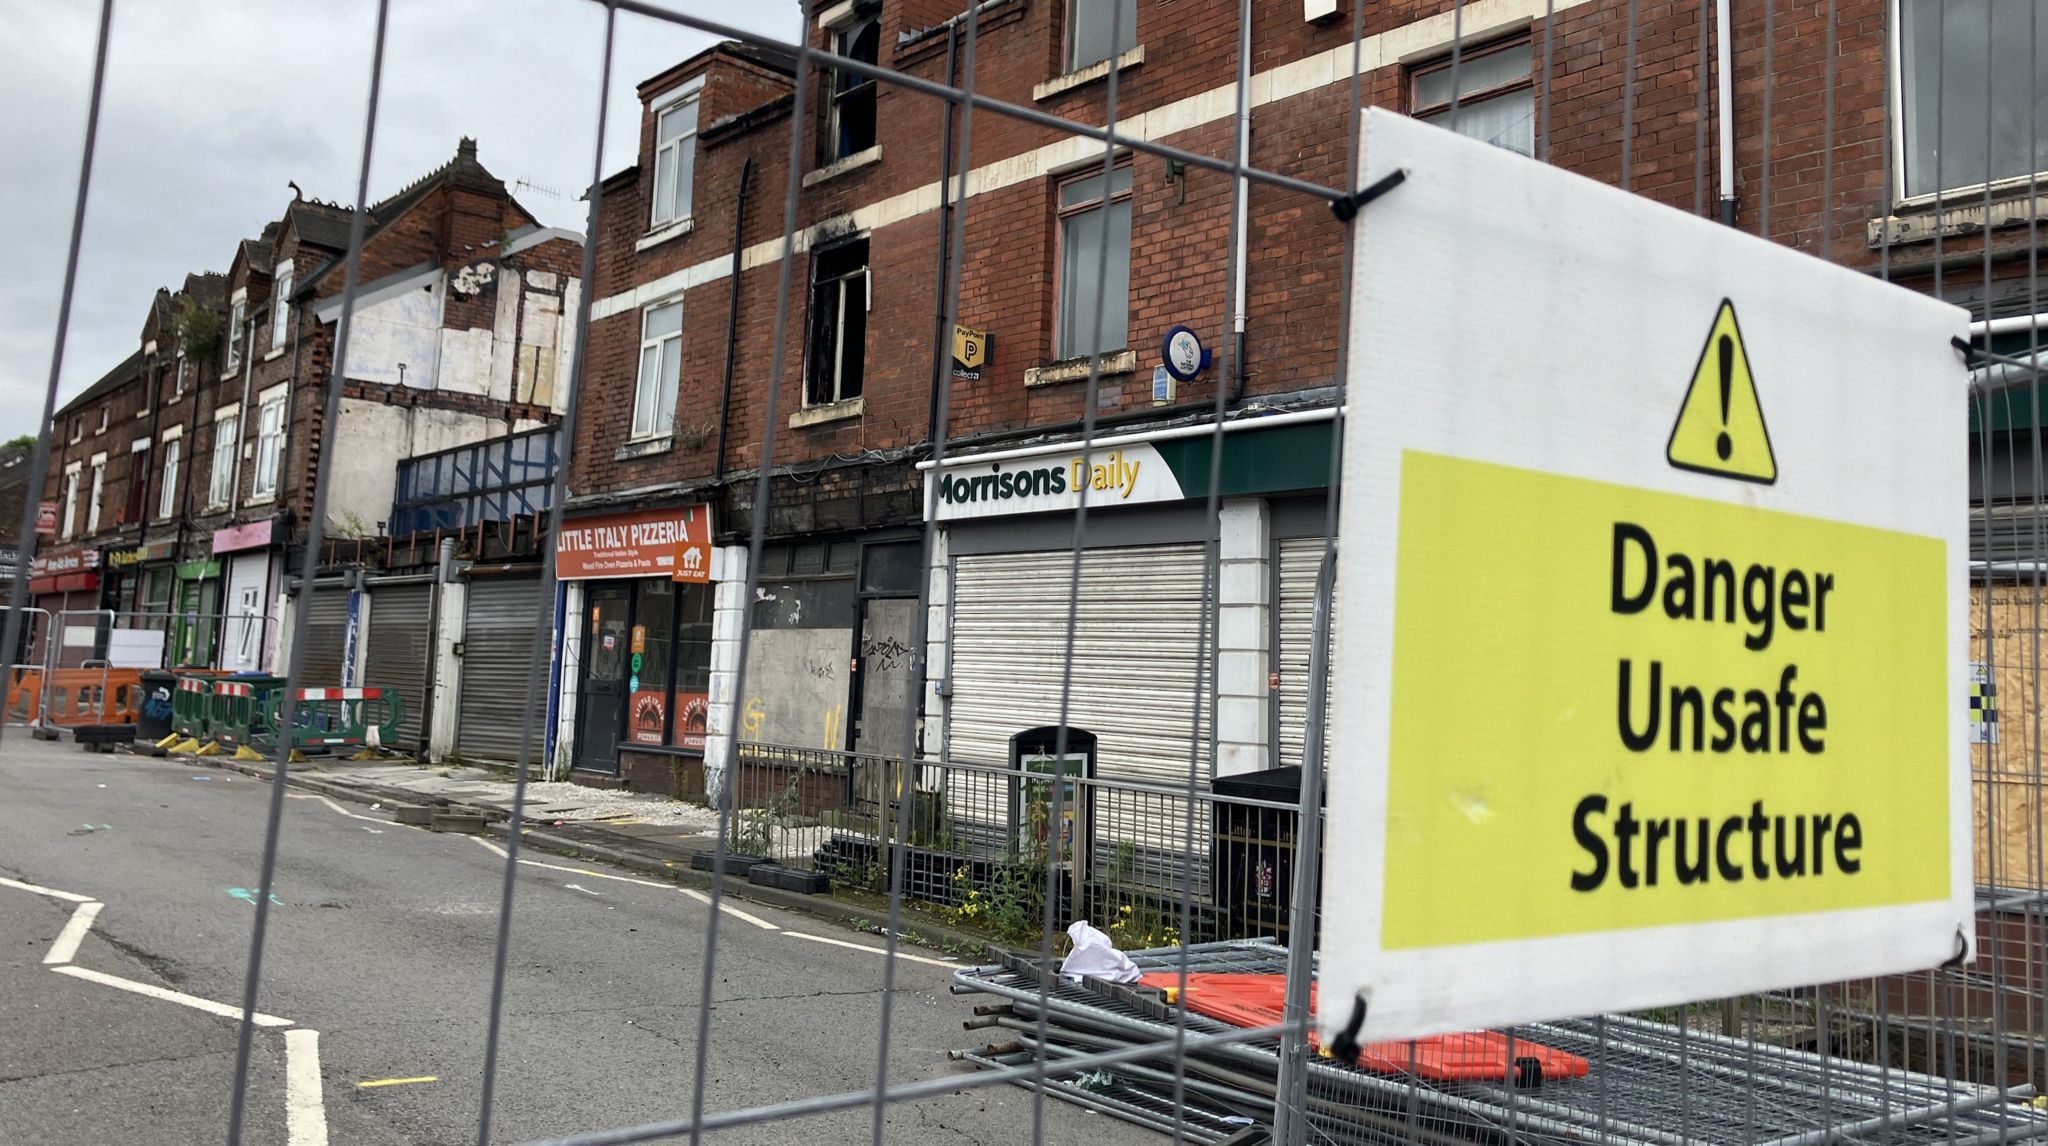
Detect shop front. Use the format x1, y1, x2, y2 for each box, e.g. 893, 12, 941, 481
923, 411, 1339, 801
28, 545, 102, 667
554, 504, 715, 781
212, 520, 279, 673
169, 557, 222, 669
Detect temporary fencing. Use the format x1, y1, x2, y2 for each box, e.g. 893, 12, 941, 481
6, 0, 2045, 1144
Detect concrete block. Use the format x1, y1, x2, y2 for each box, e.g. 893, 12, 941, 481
429, 812, 489, 834
391, 803, 434, 826
1219, 561, 1269, 605
1217, 603, 1269, 652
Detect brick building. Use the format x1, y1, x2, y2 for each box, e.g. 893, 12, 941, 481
555, 0, 2034, 793
33, 142, 582, 745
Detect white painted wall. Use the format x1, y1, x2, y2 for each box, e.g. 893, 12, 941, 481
341, 282, 442, 387
324, 401, 500, 536
429, 578, 465, 762
554, 580, 583, 780
704, 545, 747, 799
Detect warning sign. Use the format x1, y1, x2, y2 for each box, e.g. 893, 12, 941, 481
1667, 300, 1776, 483
1324, 109, 1973, 1043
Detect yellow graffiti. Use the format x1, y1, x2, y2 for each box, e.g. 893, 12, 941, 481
823, 703, 846, 749
741, 697, 764, 741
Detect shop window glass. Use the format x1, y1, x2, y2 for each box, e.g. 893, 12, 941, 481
672, 583, 714, 749
627, 580, 675, 746
861, 541, 922, 594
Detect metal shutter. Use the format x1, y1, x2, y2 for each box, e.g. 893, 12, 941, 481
946, 544, 1210, 862
457, 576, 546, 765
296, 583, 351, 690
362, 581, 432, 751
1275, 537, 1335, 770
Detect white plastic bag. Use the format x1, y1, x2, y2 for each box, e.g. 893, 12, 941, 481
1059, 920, 1140, 983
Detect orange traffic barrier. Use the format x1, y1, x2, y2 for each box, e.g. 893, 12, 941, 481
39, 667, 143, 728
7, 667, 42, 723
1135, 972, 1590, 1083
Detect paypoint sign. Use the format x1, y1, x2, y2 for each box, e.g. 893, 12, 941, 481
1322, 110, 1973, 1043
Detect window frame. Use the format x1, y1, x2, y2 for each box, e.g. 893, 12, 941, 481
1406, 34, 1537, 156
60, 462, 81, 539
124, 436, 151, 525
209, 406, 240, 508
1889, 0, 2048, 206
98, 404, 109, 433
158, 427, 182, 521
225, 296, 247, 375
804, 237, 870, 408
1053, 159, 1135, 362
649, 79, 704, 231
1064, 0, 1139, 75
827, 16, 881, 161
271, 261, 294, 351
251, 386, 287, 500
170, 351, 186, 402
631, 300, 684, 440
85, 453, 106, 535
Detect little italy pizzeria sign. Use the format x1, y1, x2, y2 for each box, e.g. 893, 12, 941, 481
555, 505, 712, 581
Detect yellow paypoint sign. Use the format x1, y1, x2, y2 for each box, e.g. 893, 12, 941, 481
1321, 108, 1973, 1044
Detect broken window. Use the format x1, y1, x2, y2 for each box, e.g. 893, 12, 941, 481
805, 238, 868, 407
829, 17, 879, 160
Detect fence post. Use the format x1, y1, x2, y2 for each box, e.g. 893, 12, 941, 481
1273, 545, 1335, 1146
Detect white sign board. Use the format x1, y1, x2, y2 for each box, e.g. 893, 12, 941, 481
106, 628, 167, 670
925, 442, 1182, 521
1323, 108, 1973, 1044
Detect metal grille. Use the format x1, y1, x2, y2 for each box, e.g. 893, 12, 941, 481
4, 0, 2045, 1144
360, 579, 430, 751
456, 575, 547, 766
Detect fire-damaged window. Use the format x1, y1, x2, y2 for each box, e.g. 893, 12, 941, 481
805, 238, 869, 407
828, 16, 879, 159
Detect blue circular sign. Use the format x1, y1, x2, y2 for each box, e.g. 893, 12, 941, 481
1162, 325, 1205, 382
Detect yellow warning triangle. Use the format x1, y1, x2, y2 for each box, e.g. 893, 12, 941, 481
1666, 299, 1776, 484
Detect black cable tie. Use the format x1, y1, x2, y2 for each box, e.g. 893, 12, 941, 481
1943, 924, 1970, 969
1329, 169, 1408, 223
1952, 335, 1977, 367
1326, 993, 1370, 1063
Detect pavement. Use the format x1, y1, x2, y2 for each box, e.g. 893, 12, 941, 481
0, 737, 1158, 1145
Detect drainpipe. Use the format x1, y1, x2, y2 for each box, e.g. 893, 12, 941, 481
925, 27, 959, 444
1716, 0, 1738, 226
714, 157, 754, 483
1228, 0, 1252, 402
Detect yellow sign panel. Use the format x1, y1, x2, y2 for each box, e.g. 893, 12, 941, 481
1379, 451, 1948, 950
952, 323, 989, 379
1667, 300, 1777, 484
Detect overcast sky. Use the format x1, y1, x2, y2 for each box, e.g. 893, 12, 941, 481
1, 0, 800, 443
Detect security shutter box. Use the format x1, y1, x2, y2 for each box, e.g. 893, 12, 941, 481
1275, 537, 1335, 771
457, 575, 546, 765
362, 579, 432, 751
296, 582, 351, 690
945, 543, 1210, 864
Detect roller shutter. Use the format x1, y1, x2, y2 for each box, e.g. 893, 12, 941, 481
457, 576, 546, 765
1275, 537, 1336, 770
295, 583, 351, 691
946, 544, 1210, 862
362, 580, 432, 751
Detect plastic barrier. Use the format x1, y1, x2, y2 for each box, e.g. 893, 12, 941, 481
7, 666, 42, 724
163, 676, 213, 752
1135, 972, 1590, 1082
267, 686, 406, 760
39, 667, 142, 729
205, 676, 286, 761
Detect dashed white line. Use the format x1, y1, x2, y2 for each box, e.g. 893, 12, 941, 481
284, 1029, 329, 1146
0, 875, 95, 903
50, 964, 294, 1027
783, 930, 957, 968
43, 900, 103, 964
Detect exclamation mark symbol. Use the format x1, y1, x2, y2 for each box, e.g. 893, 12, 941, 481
1715, 334, 1734, 462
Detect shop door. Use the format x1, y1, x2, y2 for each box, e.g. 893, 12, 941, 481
852, 597, 917, 760
362, 582, 432, 751
173, 580, 218, 668
574, 584, 631, 773
220, 554, 269, 673
458, 576, 544, 765
296, 583, 351, 690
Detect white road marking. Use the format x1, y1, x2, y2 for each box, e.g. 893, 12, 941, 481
468, 836, 781, 929
783, 930, 956, 968
289, 793, 403, 827
285, 1029, 329, 1146
43, 900, 103, 965
50, 965, 294, 1027
562, 883, 601, 897
0, 875, 95, 903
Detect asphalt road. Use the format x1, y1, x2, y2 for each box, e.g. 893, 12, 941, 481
0, 739, 1155, 1145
